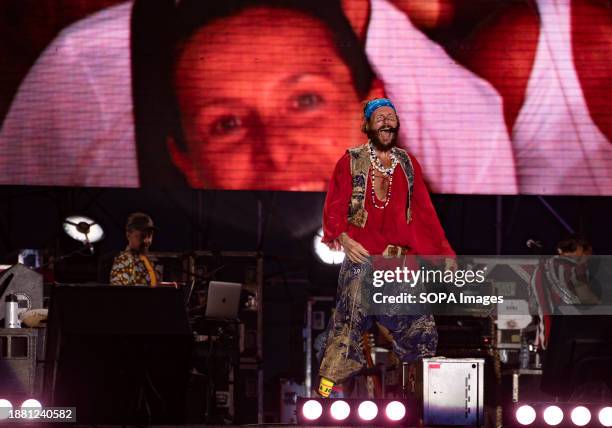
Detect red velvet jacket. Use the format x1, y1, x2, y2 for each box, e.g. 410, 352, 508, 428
323, 151, 454, 256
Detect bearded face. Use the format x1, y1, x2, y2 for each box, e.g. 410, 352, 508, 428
365, 106, 400, 152
367, 124, 399, 151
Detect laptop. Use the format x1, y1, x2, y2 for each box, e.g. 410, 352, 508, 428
205, 281, 242, 319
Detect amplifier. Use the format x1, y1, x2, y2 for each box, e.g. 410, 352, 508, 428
423, 357, 485, 427
0, 328, 39, 397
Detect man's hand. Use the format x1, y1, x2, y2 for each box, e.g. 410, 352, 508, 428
328, 240, 342, 251
339, 232, 370, 264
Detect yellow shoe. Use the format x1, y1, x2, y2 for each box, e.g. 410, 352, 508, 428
318, 377, 335, 398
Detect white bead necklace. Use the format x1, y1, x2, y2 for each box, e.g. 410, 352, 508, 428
368, 142, 398, 176
368, 142, 397, 209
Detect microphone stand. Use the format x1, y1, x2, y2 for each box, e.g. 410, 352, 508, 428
37, 241, 96, 271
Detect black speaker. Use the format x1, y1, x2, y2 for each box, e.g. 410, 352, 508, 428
44, 285, 193, 424
0, 328, 38, 399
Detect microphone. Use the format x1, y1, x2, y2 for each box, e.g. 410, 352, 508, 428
526, 239, 543, 250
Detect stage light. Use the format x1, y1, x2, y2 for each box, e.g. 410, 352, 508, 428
543, 405, 563, 426
515, 405, 537, 425
313, 228, 345, 265
599, 407, 612, 427
358, 400, 378, 421
569, 406, 591, 426
296, 397, 414, 426
63, 215, 104, 244
386, 400, 406, 421
0, 399, 13, 421
20, 399, 42, 420
302, 399, 323, 421
21, 399, 42, 409
330, 400, 350, 421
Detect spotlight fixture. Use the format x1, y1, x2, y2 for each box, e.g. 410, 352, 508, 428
570, 406, 591, 426
302, 400, 323, 421
20, 399, 42, 420
358, 400, 378, 421
62, 215, 104, 245
313, 228, 345, 265
542, 405, 564, 426
0, 399, 13, 421
386, 401, 407, 422
515, 402, 612, 427
330, 400, 351, 421
515, 405, 537, 426
20, 399, 42, 409
600, 407, 612, 427
297, 397, 416, 426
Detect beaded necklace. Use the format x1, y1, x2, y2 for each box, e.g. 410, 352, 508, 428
368, 142, 398, 175
368, 142, 398, 209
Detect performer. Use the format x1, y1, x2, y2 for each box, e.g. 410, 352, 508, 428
318, 98, 455, 397
541, 234, 599, 308
532, 234, 600, 348
110, 212, 160, 286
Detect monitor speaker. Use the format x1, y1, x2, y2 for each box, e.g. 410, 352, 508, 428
0, 328, 38, 398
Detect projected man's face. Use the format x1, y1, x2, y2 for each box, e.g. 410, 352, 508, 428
171, 7, 365, 190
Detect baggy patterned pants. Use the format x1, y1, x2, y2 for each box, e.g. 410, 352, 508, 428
319, 258, 438, 384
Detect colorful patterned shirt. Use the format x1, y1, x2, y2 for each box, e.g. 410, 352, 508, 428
109, 248, 161, 286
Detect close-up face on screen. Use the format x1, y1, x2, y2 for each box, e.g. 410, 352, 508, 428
170, 6, 364, 191
0, 0, 610, 194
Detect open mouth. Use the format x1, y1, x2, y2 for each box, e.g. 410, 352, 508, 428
378, 127, 394, 138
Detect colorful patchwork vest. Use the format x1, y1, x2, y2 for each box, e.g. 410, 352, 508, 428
347, 143, 414, 227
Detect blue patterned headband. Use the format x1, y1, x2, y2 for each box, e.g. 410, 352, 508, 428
364, 98, 396, 120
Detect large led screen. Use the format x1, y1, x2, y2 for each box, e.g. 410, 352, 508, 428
0, 0, 610, 194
